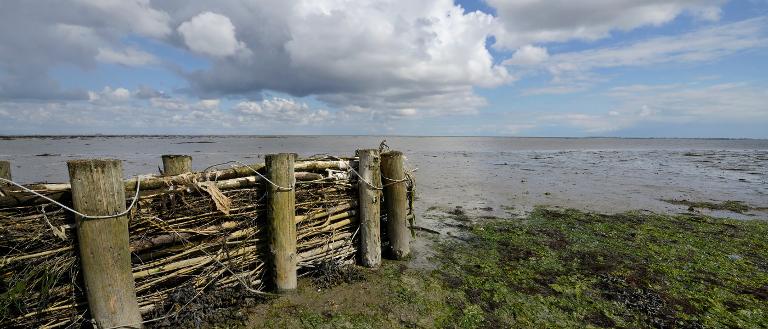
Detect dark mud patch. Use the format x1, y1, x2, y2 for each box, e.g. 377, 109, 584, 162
447, 206, 470, 222
496, 239, 536, 263
536, 227, 569, 250
562, 249, 625, 274
596, 274, 680, 328
662, 199, 751, 213
741, 285, 768, 301
584, 310, 616, 328
307, 261, 365, 289
147, 284, 269, 329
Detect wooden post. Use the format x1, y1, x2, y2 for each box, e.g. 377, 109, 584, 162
356, 149, 382, 267
0, 160, 10, 180
266, 153, 297, 292
381, 151, 410, 259
67, 159, 143, 329
161, 155, 192, 176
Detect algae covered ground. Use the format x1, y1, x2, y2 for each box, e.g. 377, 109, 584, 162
239, 208, 768, 329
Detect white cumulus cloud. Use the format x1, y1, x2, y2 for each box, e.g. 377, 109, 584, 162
235, 97, 330, 124
504, 45, 549, 66
178, 12, 248, 58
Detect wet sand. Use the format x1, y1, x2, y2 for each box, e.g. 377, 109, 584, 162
1, 136, 766, 222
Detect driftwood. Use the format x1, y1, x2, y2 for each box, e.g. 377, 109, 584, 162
124, 160, 352, 192
0, 170, 330, 207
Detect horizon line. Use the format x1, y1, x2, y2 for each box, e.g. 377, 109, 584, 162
0, 134, 765, 140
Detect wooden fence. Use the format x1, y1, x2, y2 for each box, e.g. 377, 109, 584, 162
0, 150, 413, 328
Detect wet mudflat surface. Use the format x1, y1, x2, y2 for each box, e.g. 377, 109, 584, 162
2, 136, 765, 220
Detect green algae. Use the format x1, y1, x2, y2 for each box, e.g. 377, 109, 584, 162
435, 208, 768, 328
243, 208, 767, 328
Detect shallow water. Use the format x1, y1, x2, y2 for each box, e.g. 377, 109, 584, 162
1, 136, 766, 221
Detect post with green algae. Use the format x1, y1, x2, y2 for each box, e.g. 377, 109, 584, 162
357, 149, 382, 267
266, 153, 298, 292
381, 151, 410, 259
161, 154, 192, 176
67, 159, 143, 328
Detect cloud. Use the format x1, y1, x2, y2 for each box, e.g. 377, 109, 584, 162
133, 85, 168, 99
0, 1, 171, 101
516, 18, 768, 94
607, 82, 768, 121
178, 12, 248, 58
149, 96, 222, 112
235, 97, 330, 125
549, 18, 765, 69
88, 86, 132, 103
517, 82, 768, 134
198, 99, 220, 110
322, 85, 488, 120
1, 0, 765, 136
489, 0, 726, 48
504, 45, 549, 66
74, 0, 171, 38
96, 47, 158, 66
175, 0, 509, 115
0, 0, 510, 115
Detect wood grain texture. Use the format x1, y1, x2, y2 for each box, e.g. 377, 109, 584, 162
266, 153, 297, 292
381, 151, 410, 259
357, 149, 382, 267
161, 155, 192, 176
67, 159, 143, 328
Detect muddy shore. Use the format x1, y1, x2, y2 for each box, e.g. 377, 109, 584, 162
2, 136, 766, 327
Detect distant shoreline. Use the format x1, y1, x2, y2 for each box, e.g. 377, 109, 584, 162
0, 135, 764, 140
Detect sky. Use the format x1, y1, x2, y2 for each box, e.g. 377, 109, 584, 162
0, 0, 766, 137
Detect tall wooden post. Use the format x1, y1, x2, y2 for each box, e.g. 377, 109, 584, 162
67, 159, 143, 328
161, 155, 192, 176
266, 153, 297, 292
0, 160, 10, 180
381, 151, 410, 259
356, 149, 382, 267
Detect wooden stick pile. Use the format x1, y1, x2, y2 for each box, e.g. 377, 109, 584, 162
1, 158, 360, 328
0, 202, 85, 328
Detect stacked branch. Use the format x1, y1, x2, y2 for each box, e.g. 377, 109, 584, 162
0, 203, 85, 328
0, 158, 363, 327
129, 187, 269, 316
295, 179, 358, 271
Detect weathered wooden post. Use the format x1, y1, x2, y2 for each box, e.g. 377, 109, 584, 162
67, 159, 143, 328
266, 153, 297, 292
0, 160, 10, 180
356, 149, 382, 267
381, 151, 410, 259
161, 155, 192, 176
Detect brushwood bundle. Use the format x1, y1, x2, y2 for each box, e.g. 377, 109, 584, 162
0, 152, 414, 328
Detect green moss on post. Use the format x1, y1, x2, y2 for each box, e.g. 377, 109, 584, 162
381, 151, 410, 259
266, 153, 297, 292
0, 160, 10, 180
67, 159, 143, 328
161, 155, 192, 176
357, 149, 382, 267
